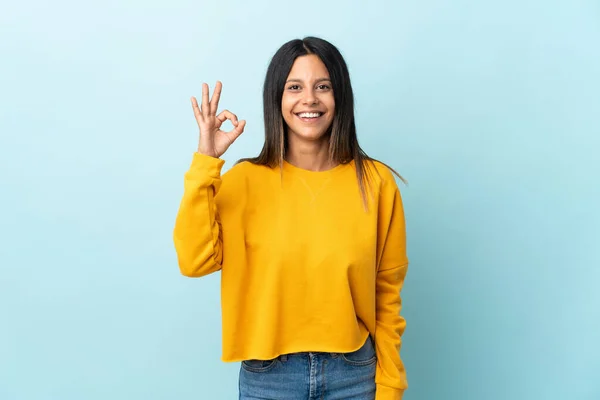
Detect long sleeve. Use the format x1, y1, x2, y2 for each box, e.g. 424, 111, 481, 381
173, 152, 225, 277
374, 184, 409, 400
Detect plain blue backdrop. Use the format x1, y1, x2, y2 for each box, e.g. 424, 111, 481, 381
1, 1, 598, 399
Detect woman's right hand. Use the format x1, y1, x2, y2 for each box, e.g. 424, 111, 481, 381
191, 81, 246, 158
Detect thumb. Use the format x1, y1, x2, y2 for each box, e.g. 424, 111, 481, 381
230, 120, 246, 140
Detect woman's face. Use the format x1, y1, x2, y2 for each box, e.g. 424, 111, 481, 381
281, 54, 335, 143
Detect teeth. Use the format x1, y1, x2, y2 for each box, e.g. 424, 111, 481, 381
297, 112, 322, 118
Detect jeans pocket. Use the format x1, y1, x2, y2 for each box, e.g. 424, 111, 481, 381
241, 358, 278, 373
340, 336, 377, 366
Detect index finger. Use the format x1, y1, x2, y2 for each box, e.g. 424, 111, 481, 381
210, 81, 222, 115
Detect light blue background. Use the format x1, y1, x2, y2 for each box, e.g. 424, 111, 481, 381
1, 1, 598, 399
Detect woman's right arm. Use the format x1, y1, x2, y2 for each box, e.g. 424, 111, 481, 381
173, 81, 245, 277
173, 153, 226, 277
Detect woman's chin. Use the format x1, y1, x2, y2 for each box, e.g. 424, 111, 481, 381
287, 128, 330, 143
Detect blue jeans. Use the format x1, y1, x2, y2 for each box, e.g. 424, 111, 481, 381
239, 336, 376, 400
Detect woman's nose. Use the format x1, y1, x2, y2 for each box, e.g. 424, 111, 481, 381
302, 89, 318, 105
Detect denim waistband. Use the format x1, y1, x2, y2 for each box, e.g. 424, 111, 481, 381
276, 336, 372, 362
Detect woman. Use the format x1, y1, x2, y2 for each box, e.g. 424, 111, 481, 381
173, 37, 409, 400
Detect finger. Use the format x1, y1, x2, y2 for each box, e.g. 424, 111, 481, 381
228, 119, 246, 140
216, 110, 239, 126
201, 83, 210, 116
209, 81, 222, 116
191, 97, 203, 123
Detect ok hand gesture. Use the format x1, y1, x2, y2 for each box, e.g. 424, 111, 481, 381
192, 81, 246, 158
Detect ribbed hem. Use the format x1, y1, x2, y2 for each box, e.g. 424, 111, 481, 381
376, 384, 405, 400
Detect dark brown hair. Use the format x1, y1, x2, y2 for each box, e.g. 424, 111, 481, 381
238, 36, 406, 207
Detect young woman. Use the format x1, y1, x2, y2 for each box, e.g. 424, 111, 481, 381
173, 37, 409, 400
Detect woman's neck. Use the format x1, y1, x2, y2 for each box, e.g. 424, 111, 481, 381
285, 136, 338, 172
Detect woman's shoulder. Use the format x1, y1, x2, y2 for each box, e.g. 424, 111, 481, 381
221, 158, 275, 187
363, 158, 401, 190
216, 160, 271, 207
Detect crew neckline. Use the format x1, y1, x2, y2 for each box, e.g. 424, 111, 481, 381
282, 159, 354, 176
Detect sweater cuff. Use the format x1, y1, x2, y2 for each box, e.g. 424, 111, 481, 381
189, 152, 225, 176
376, 384, 405, 400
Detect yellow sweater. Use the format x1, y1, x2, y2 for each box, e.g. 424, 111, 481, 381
173, 152, 409, 400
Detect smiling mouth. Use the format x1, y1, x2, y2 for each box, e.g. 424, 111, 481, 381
295, 112, 324, 122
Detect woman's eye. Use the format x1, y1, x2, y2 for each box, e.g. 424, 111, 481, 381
288, 85, 300, 90
317, 84, 330, 90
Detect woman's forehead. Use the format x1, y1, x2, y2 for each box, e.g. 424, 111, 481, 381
286, 55, 330, 81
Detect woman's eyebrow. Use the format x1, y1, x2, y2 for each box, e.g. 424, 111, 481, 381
285, 78, 332, 84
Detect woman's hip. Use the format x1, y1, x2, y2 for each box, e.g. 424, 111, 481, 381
239, 336, 376, 400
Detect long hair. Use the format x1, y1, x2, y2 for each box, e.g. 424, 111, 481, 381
237, 36, 406, 207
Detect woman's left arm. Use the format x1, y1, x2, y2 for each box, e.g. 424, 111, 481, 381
374, 181, 410, 400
